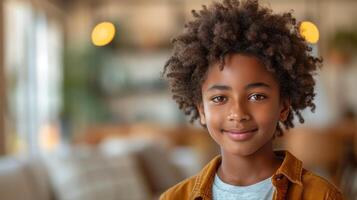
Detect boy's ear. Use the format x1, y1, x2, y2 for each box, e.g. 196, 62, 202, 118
196, 103, 206, 125
279, 98, 291, 122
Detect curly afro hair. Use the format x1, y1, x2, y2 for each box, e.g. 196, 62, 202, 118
162, 0, 322, 135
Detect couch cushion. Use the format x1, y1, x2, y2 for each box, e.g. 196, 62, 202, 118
99, 138, 185, 194
134, 144, 185, 194
24, 157, 54, 200
0, 157, 37, 200
43, 146, 151, 200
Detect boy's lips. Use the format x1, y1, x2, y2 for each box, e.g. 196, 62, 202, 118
221, 128, 258, 141
223, 128, 258, 134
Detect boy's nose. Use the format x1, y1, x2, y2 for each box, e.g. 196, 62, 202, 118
227, 102, 251, 122
227, 112, 251, 121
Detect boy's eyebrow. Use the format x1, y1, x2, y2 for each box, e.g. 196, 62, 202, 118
245, 82, 271, 90
207, 82, 271, 91
207, 84, 232, 91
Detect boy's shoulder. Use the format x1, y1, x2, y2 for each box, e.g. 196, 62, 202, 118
300, 168, 343, 199
159, 175, 199, 200
160, 155, 222, 200
276, 151, 343, 199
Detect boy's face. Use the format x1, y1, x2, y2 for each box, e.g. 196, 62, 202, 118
197, 53, 290, 156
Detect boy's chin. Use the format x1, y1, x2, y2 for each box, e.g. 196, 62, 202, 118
223, 145, 262, 157
223, 139, 274, 157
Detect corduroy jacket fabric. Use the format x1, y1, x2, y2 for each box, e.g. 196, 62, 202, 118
160, 151, 343, 200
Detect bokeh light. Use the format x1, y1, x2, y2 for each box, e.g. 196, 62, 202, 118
91, 22, 116, 46
299, 21, 320, 44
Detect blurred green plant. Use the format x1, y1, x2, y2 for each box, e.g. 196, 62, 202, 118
62, 45, 112, 136
328, 28, 357, 53
327, 28, 357, 65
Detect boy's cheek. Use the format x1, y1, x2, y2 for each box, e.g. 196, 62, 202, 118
204, 106, 221, 120
205, 111, 225, 130
255, 112, 280, 131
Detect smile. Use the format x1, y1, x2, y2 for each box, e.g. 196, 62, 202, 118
222, 128, 258, 141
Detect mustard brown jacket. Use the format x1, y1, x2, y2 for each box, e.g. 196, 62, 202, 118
160, 151, 343, 200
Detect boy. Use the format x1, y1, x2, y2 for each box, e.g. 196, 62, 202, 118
160, 0, 343, 199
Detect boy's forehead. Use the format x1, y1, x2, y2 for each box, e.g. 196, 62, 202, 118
208, 54, 273, 78
203, 54, 278, 87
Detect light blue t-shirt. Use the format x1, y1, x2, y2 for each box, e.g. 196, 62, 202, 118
212, 174, 274, 200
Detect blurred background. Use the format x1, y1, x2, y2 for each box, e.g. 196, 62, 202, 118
0, 0, 356, 199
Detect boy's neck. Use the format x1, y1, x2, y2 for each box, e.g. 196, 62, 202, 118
217, 141, 282, 186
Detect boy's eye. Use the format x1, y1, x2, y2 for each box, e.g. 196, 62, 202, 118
249, 94, 267, 101
211, 96, 227, 103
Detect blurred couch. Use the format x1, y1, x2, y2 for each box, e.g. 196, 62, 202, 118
0, 140, 186, 200
0, 124, 218, 200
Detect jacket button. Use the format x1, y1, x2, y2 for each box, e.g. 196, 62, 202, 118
275, 174, 284, 180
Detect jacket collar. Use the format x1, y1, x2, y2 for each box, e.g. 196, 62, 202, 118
274, 151, 303, 186
191, 156, 220, 199
191, 150, 303, 199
